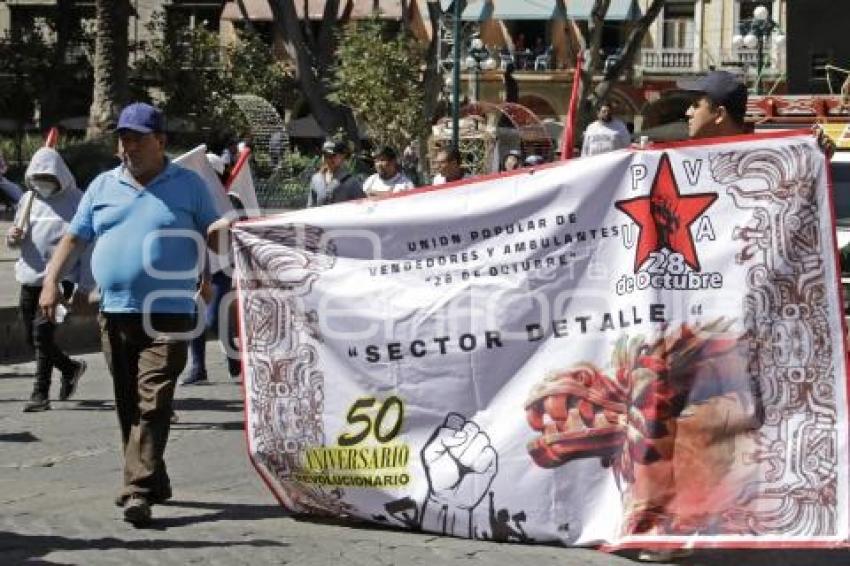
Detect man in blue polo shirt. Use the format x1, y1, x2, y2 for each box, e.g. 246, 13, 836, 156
39, 102, 231, 525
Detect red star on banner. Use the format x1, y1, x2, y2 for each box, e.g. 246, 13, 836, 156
615, 153, 717, 273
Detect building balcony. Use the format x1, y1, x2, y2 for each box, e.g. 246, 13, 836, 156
637, 47, 786, 77
639, 48, 697, 73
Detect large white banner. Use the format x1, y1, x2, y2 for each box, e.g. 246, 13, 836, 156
233, 132, 849, 549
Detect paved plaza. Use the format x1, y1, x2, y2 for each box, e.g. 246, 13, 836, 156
0, 350, 847, 565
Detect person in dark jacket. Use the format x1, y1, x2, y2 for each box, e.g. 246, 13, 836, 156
306, 140, 365, 206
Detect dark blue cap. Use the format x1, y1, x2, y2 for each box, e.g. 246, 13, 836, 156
677, 71, 748, 120
116, 102, 164, 134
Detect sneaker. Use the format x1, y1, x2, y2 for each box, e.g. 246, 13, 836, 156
180, 370, 207, 386
123, 495, 152, 525
59, 360, 87, 401
23, 392, 50, 413
638, 549, 693, 562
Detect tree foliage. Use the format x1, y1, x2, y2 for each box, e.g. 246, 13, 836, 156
330, 18, 427, 152
134, 13, 294, 142
579, 0, 666, 119
268, 0, 360, 147
0, 21, 93, 129
0, 31, 54, 127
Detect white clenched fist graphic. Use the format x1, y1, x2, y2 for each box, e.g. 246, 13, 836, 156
421, 413, 498, 510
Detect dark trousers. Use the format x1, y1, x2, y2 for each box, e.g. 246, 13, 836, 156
19, 284, 76, 395
99, 313, 193, 498
189, 271, 240, 376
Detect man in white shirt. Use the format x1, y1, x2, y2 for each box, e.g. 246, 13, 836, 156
580, 103, 631, 157
363, 146, 414, 196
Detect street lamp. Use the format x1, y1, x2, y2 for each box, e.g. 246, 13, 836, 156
731, 4, 785, 94
464, 36, 498, 103
427, 0, 462, 149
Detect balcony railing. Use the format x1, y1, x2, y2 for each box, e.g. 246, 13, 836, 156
712, 49, 781, 72
640, 48, 696, 73
638, 48, 785, 76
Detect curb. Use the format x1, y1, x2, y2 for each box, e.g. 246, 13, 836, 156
0, 306, 101, 364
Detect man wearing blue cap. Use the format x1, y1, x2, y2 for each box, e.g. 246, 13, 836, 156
38, 102, 232, 526
678, 70, 750, 139
679, 70, 835, 153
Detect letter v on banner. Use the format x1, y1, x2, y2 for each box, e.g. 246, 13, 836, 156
560, 52, 584, 161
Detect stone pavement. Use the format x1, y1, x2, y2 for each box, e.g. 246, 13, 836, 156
2, 353, 849, 566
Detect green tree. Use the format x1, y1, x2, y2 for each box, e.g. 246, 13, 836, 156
330, 18, 427, 153
134, 14, 294, 142
225, 31, 294, 114
577, 0, 666, 125
268, 0, 360, 147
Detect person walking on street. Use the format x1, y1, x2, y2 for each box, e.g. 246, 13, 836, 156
5, 147, 91, 412
38, 102, 232, 526
183, 153, 244, 385
362, 146, 414, 197
581, 103, 631, 157
307, 140, 365, 207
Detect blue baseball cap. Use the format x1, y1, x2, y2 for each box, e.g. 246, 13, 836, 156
116, 102, 164, 134
677, 71, 748, 120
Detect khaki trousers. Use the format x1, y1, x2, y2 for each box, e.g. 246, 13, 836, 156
99, 313, 193, 499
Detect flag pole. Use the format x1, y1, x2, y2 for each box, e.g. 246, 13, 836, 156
45, 127, 60, 148
225, 147, 251, 190
560, 52, 584, 161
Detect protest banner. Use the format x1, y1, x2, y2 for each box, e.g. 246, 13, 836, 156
233, 131, 849, 549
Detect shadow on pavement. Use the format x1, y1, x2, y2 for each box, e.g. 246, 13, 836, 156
139, 500, 287, 530
0, 431, 39, 443
170, 421, 244, 431
64, 399, 114, 411
173, 397, 243, 413
0, 530, 287, 563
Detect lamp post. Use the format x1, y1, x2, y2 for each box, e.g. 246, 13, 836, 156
450, 0, 461, 150
464, 36, 498, 103
731, 5, 785, 95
